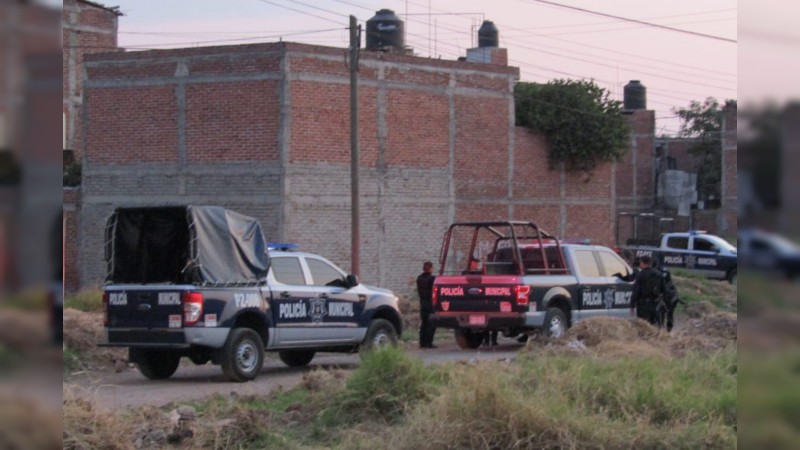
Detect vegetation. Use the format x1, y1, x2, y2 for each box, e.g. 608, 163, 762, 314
514, 79, 630, 173
673, 97, 736, 205
65, 290, 103, 313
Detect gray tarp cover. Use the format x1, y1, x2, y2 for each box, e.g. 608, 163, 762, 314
106, 206, 269, 285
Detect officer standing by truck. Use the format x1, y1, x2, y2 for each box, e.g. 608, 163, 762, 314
417, 261, 437, 349
630, 255, 665, 326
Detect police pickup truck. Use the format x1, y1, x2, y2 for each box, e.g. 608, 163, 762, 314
617, 230, 737, 284
100, 206, 402, 382
429, 221, 635, 349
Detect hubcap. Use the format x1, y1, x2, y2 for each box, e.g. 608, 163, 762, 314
372, 330, 391, 347
549, 317, 564, 338
236, 340, 258, 372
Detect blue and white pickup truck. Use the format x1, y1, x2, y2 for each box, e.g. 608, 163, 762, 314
618, 231, 738, 284
100, 206, 402, 382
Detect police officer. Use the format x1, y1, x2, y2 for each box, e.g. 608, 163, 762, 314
659, 267, 682, 332
417, 261, 437, 349
630, 255, 665, 326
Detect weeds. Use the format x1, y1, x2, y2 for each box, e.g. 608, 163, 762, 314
65, 290, 103, 313
322, 346, 437, 425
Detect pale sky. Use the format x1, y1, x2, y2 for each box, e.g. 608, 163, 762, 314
107, 0, 739, 136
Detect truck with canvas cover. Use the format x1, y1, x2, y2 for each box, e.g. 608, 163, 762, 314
100, 206, 402, 382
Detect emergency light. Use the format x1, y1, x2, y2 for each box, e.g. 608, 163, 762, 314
267, 243, 299, 251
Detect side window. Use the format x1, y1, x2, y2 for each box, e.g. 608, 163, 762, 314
666, 236, 689, 250
573, 250, 601, 277
598, 251, 629, 277
270, 257, 307, 285
693, 238, 717, 252
750, 238, 771, 251
306, 258, 345, 287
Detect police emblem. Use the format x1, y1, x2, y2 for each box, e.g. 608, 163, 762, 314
603, 290, 614, 309
308, 298, 327, 324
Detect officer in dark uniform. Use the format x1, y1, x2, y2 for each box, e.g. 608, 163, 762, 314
659, 267, 682, 332
630, 255, 665, 326
416, 261, 437, 349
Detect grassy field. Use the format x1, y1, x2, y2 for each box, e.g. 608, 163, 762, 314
63, 275, 737, 449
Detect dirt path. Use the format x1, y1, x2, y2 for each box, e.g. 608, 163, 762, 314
66, 339, 523, 411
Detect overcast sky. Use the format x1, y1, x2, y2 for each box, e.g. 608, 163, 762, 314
107, 0, 739, 136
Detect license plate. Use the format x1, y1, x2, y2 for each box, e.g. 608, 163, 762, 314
500, 302, 512, 313
469, 315, 486, 326
169, 315, 182, 328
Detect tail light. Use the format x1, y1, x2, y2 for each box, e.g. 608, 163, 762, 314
102, 292, 109, 326
514, 285, 531, 306
182, 292, 204, 326
432, 287, 438, 306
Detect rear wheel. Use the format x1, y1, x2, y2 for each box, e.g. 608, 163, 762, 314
131, 349, 180, 380
543, 307, 567, 339
278, 350, 316, 367
359, 319, 398, 357
454, 329, 483, 349
221, 328, 264, 382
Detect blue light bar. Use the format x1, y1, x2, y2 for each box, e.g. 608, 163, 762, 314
267, 242, 299, 251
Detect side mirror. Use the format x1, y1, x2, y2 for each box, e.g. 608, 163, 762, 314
345, 274, 359, 288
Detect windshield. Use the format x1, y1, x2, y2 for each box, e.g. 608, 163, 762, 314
701, 235, 737, 253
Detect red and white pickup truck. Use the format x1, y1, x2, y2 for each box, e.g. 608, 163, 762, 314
430, 221, 636, 349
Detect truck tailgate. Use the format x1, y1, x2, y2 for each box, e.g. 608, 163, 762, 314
435, 275, 527, 314
105, 286, 189, 329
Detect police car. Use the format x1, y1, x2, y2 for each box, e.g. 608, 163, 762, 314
618, 230, 738, 284
100, 206, 402, 382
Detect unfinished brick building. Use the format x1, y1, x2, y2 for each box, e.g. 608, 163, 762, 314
77, 39, 656, 294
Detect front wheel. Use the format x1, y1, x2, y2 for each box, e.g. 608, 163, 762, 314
359, 319, 398, 357
221, 328, 264, 382
131, 349, 180, 380
454, 329, 483, 349
279, 350, 315, 367
543, 307, 568, 339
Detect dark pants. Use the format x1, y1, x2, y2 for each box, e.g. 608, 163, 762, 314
483, 330, 498, 346
636, 302, 661, 327
420, 309, 436, 346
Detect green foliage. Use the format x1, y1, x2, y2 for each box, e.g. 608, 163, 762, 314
65, 290, 104, 313
514, 79, 630, 172
673, 98, 736, 203
322, 346, 437, 425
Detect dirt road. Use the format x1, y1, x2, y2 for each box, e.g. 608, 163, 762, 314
66, 339, 524, 411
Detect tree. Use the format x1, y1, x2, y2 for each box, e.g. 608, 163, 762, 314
514, 79, 629, 173
674, 98, 736, 203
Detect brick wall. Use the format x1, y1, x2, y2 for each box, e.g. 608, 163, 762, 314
63, 0, 119, 159
616, 110, 655, 212
78, 42, 641, 296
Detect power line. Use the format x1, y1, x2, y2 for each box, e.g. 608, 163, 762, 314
117, 28, 344, 49
524, 0, 736, 43
502, 8, 737, 32
253, 0, 346, 26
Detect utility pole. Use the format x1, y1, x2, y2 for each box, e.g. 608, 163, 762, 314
349, 15, 360, 277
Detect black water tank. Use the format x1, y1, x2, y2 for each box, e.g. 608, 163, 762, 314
624, 80, 646, 110
366, 9, 404, 51
478, 20, 499, 47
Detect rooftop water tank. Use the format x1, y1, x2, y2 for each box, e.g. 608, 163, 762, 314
478, 20, 499, 48
623, 80, 647, 110
366, 9, 405, 51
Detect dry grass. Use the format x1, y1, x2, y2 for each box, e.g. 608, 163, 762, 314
0, 393, 61, 450
63, 308, 126, 372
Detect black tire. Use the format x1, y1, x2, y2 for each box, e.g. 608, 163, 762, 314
359, 319, 398, 356
454, 329, 483, 349
278, 350, 316, 367
132, 349, 180, 380
728, 269, 737, 285
221, 328, 264, 382
543, 307, 568, 339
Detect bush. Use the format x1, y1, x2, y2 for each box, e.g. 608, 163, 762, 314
65, 290, 103, 312
323, 346, 437, 425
